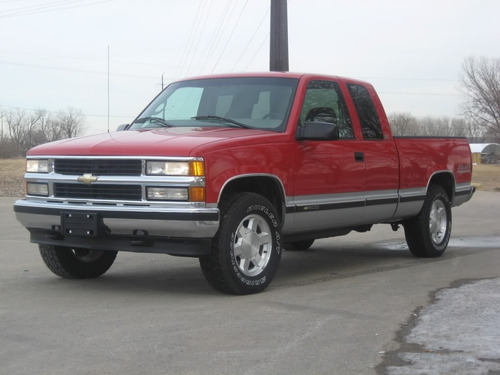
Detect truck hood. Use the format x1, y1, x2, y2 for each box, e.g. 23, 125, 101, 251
27, 127, 285, 156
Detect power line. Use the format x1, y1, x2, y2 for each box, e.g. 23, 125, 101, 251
198, 0, 236, 74
173, 0, 205, 80
244, 33, 269, 71
185, 0, 214, 77
2, 0, 85, 13
182, 0, 213, 75
0, 57, 461, 90
231, 6, 270, 72
174, 1, 268, 77
210, 0, 249, 73
0, 0, 112, 18
0, 59, 162, 80
0, 49, 183, 70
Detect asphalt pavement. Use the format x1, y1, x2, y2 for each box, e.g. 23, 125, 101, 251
1, 191, 499, 375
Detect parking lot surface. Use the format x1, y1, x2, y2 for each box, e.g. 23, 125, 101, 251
1, 191, 499, 375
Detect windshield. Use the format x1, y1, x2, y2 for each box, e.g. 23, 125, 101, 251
129, 77, 298, 132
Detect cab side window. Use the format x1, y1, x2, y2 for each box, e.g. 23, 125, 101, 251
299, 80, 354, 139
347, 83, 383, 139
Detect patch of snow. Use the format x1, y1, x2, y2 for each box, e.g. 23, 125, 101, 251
389, 352, 500, 375
387, 278, 500, 375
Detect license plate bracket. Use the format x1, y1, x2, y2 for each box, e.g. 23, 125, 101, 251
61, 212, 99, 237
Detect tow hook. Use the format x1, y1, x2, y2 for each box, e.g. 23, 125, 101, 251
130, 229, 153, 247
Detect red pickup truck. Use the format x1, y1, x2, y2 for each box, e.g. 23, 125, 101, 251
14, 72, 475, 294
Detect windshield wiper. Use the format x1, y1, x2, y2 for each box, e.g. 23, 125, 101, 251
192, 115, 251, 129
133, 117, 174, 128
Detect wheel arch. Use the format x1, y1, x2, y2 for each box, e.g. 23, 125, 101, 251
427, 171, 455, 203
218, 174, 286, 224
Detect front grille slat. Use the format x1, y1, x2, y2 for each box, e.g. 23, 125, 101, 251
54, 183, 142, 201
54, 159, 142, 176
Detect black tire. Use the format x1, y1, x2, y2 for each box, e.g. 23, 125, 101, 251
199, 193, 282, 295
403, 185, 452, 258
39, 244, 117, 279
284, 239, 315, 251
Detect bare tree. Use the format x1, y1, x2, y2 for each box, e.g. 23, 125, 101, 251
5, 109, 28, 154
24, 110, 45, 150
417, 116, 442, 136
388, 112, 418, 136
1, 107, 85, 156
460, 56, 500, 141
388, 112, 481, 138
55, 107, 84, 139
450, 117, 484, 139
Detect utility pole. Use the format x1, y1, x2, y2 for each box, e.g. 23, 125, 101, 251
269, 0, 289, 72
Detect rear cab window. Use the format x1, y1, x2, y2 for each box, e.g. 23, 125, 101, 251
347, 83, 384, 140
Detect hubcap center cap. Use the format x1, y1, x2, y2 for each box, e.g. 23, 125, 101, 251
241, 231, 259, 258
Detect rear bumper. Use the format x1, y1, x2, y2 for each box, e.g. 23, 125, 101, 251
14, 199, 219, 256
453, 184, 476, 207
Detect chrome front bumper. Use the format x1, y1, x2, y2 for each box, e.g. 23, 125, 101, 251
14, 199, 219, 256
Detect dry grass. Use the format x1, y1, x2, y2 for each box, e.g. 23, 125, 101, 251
0, 158, 499, 197
472, 163, 500, 192
0, 159, 25, 197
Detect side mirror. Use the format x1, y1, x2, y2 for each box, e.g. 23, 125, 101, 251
296, 122, 340, 141
116, 124, 130, 131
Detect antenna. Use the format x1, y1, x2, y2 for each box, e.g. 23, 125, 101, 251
107, 45, 110, 133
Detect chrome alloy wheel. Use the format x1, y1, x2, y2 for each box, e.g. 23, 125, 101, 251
429, 200, 448, 245
233, 214, 273, 277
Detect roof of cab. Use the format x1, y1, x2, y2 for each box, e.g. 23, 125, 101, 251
171, 71, 371, 87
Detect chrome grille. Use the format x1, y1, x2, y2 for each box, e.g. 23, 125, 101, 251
54, 159, 142, 176
54, 183, 142, 201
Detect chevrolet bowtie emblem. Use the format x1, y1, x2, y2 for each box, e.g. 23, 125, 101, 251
77, 173, 98, 184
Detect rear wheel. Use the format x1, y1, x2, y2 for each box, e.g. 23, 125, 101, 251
403, 185, 451, 258
199, 193, 282, 295
39, 244, 117, 279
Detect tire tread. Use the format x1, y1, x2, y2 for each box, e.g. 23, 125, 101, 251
404, 185, 451, 258
39, 245, 117, 279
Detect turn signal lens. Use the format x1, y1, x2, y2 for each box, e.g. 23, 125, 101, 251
189, 187, 205, 202
189, 161, 204, 176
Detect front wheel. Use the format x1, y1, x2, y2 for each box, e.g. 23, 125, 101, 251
39, 245, 117, 279
199, 193, 282, 295
403, 185, 452, 258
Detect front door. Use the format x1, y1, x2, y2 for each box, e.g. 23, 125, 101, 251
290, 79, 366, 233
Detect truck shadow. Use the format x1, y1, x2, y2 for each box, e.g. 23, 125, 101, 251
41, 239, 420, 296
274, 241, 416, 288
36, 236, 458, 297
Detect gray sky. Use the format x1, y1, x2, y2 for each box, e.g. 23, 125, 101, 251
1, 0, 499, 135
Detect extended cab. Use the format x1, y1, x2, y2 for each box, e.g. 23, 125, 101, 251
14, 72, 475, 294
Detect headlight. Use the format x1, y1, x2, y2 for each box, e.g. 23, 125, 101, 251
146, 160, 204, 176
27, 183, 49, 196
26, 159, 50, 173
